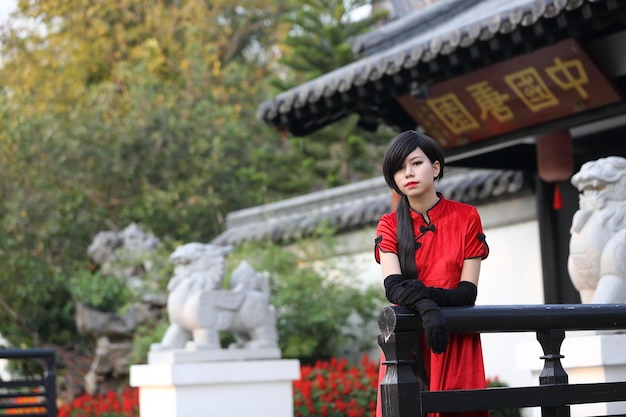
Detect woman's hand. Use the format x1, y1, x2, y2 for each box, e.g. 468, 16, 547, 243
416, 298, 449, 354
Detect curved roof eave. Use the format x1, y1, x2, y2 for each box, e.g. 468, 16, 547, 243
257, 0, 609, 134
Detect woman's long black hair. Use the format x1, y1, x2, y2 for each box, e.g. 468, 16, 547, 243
381, 131, 445, 279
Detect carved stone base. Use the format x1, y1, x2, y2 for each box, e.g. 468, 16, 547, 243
129, 359, 300, 417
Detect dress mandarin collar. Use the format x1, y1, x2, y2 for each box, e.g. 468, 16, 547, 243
409, 193, 445, 225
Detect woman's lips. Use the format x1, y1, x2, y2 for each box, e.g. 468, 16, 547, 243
406, 181, 418, 188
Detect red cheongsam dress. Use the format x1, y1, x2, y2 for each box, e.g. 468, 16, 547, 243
374, 195, 490, 417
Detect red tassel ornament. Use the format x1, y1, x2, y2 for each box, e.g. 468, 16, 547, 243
553, 183, 563, 211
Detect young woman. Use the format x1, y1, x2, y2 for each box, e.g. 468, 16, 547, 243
374, 130, 490, 417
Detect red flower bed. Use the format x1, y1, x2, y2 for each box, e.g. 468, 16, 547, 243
58, 386, 139, 417
293, 355, 379, 417
57, 356, 380, 417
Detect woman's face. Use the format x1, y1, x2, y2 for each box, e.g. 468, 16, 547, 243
393, 146, 440, 199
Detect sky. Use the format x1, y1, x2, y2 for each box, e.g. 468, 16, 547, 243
0, 0, 17, 24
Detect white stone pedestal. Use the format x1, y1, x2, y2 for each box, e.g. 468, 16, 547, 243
516, 332, 626, 417
130, 352, 301, 417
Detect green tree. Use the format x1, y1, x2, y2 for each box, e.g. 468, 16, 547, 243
274, 0, 393, 189
0, 0, 392, 359
0, 0, 293, 347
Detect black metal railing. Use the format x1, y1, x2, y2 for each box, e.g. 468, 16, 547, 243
378, 304, 626, 417
0, 348, 57, 417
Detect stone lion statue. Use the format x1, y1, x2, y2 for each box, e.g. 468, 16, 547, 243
151, 242, 278, 351
568, 156, 626, 304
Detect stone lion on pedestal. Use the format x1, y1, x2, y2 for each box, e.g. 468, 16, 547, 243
151, 242, 278, 351
568, 156, 626, 304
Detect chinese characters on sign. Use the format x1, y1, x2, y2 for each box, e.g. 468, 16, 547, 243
400, 39, 622, 148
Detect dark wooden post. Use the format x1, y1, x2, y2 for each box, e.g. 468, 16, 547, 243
44, 351, 58, 417
536, 329, 569, 417
378, 306, 424, 417
378, 331, 423, 417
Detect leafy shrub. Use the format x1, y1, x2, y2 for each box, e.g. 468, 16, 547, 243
67, 270, 133, 312
129, 318, 170, 365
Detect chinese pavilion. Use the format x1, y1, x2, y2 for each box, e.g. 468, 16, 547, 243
257, 0, 626, 303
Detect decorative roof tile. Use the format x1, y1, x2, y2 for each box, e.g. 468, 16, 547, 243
211, 169, 532, 246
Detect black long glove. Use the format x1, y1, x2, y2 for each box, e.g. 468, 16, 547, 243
427, 281, 478, 307
415, 298, 449, 354
384, 274, 449, 354
385, 274, 478, 307
383, 274, 429, 306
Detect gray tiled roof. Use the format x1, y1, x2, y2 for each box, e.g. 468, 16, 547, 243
257, 0, 619, 136
211, 168, 530, 246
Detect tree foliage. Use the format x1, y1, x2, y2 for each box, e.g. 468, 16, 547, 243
0, 0, 390, 358
278, 0, 386, 79
274, 0, 393, 188
0, 0, 293, 346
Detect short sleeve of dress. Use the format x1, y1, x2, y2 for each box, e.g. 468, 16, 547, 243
465, 207, 489, 260
374, 213, 398, 264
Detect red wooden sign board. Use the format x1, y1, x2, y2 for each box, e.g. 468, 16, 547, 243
400, 38, 623, 149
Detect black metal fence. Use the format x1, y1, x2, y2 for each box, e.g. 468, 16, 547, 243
0, 348, 57, 417
378, 304, 626, 417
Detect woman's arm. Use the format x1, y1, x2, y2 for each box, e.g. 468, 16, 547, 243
379, 251, 402, 277
460, 257, 481, 286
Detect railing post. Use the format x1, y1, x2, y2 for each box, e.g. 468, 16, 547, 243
44, 352, 58, 417
378, 331, 423, 417
536, 329, 569, 417
379, 304, 626, 415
